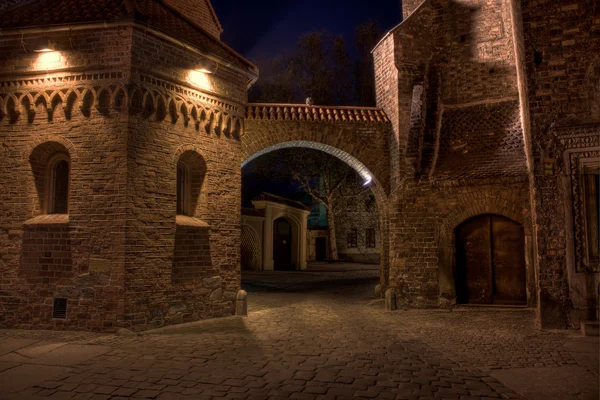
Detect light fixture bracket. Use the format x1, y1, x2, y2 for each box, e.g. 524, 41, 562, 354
195, 59, 218, 74
32, 36, 56, 53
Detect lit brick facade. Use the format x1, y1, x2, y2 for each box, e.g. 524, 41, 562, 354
0, 0, 597, 331
0, 0, 256, 331
373, 0, 599, 326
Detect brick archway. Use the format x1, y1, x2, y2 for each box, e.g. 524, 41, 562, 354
242, 104, 393, 286
242, 140, 376, 186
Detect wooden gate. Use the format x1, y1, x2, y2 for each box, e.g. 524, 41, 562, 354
455, 215, 526, 305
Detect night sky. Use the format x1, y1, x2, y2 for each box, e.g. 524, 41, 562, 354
212, 0, 403, 61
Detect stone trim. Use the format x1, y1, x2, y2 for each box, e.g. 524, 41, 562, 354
23, 214, 69, 226
567, 150, 600, 273
0, 75, 245, 140
175, 215, 210, 228
22, 136, 75, 162
241, 140, 375, 186
557, 124, 600, 273
246, 104, 389, 124
443, 201, 530, 237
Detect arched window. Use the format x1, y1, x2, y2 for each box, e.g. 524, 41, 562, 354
176, 162, 189, 215
47, 154, 70, 214
175, 151, 207, 217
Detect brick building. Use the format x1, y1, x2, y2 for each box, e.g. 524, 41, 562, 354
0, 0, 597, 331
373, 0, 599, 328
0, 0, 257, 330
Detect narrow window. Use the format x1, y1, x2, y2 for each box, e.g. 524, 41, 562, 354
177, 163, 189, 215
583, 166, 599, 263
48, 156, 69, 214
347, 228, 358, 248
366, 228, 376, 248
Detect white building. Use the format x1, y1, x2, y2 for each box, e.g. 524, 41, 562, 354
241, 193, 310, 271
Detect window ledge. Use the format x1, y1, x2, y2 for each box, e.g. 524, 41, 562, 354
176, 215, 210, 228
24, 214, 69, 226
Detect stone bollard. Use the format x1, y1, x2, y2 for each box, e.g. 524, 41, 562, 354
375, 284, 382, 298
385, 288, 397, 311
235, 290, 248, 317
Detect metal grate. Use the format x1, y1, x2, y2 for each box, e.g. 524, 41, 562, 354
52, 298, 67, 319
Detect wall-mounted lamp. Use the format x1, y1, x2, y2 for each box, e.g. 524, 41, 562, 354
195, 60, 218, 74
32, 36, 56, 53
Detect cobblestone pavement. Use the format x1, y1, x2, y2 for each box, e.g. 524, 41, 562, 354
0, 263, 597, 400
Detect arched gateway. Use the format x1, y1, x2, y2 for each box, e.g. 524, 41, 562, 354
242, 103, 393, 285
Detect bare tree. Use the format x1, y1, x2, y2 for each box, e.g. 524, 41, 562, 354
249, 31, 355, 105
248, 21, 383, 106
245, 148, 374, 261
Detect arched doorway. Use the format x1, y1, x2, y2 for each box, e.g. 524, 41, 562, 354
273, 217, 294, 270
241, 140, 389, 286
455, 214, 527, 305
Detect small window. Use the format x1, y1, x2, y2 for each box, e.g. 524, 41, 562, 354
366, 228, 376, 248
347, 228, 358, 248
52, 298, 67, 319
47, 155, 70, 214
177, 163, 189, 215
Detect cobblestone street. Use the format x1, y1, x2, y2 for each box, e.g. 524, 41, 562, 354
0, 263, 598, 400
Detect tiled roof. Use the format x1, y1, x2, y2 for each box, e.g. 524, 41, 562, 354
434, 101, 528, 181
253, 193, 310, 211
135, 0, 248, 68
201, 0, 222, 34
246, 104, 390, 124
0, 0, 254, 70
0, 0, 129, 27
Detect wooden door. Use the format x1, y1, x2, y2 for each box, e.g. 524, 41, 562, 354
456, 216, 493, 304
455, 215, 526, 305
491, 217, 527, 304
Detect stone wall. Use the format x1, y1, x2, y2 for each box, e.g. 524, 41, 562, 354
121, 28, 248, 330
520, 0, 600, 328
334, 176, 381, 264
375, 0, 532, 307
0, 20, 252, 331
0, 28, 132, 330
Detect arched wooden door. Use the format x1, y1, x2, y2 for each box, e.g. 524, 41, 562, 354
273, 218, 293, 270
455, 215, 526, 305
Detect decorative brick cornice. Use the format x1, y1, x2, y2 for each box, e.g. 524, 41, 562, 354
246, 104, 390, 124
556, 124, 600, 149
0, 72, 245, 139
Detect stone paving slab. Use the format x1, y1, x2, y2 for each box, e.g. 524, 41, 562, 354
0, 265, 597, 400
0, 338, 40, 356
0, 364, 71, 394
15, 341, 68, 358
491, 366, 599, 400
0, 344, 111, 366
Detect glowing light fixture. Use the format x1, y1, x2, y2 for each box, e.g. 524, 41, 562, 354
195, 60, 218, 74
32, 37, 56, 53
